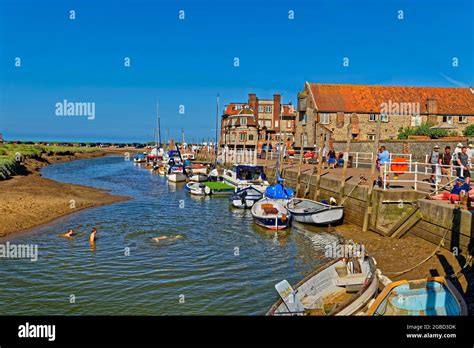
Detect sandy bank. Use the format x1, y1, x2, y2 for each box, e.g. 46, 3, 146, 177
0, 150, 129, 237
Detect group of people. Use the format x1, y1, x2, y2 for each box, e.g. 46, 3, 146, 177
61, 227, 97, 244
428, 142, 473, 183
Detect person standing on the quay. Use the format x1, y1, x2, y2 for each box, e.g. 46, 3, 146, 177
428, 145, 441, 184
468, 144, 473, 168
439, 146, 453, 183
457, 146, 471, 179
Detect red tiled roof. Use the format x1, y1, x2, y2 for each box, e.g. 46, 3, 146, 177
308, 83, 474, 115
223, 103, 247, 115
281, 104, 296, 116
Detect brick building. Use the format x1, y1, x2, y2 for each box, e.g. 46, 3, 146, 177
295, 82, 474, 148
221, 93, 296, 149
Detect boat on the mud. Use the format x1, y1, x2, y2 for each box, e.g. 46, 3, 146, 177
222, 164, 269, 191
251, 198, 291, 230
267, 253, 379, 315
287, 198, 344, 225
230, 186, 264, 209
366, 277, 468, 316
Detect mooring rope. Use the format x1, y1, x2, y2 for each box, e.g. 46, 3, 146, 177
383, 229, 449, 277
340, 175, 366, 206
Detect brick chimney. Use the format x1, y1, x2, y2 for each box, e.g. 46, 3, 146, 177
273, 94, 281, 131
426, 98, 438, 124
248, 93, 256, 110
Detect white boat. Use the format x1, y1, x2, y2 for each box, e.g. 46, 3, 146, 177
185, 182, 210, 196
222, 164, 269, 191
251, 198, 291, 230
267, 254, 379, 316
230, 186, 264, 209
167, 173, 186, 182
287, 198, 344, 225
188, 173, 208, 182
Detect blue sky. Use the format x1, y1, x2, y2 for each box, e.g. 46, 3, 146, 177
0, 0, 472, 142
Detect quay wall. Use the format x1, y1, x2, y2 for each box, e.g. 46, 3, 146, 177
267, 166, 473, 256
333, 138, 471, 162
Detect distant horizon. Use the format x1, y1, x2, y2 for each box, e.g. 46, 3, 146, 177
1, 0, 472, 142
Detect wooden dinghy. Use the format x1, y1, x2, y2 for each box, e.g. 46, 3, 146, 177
267, 255, 378, 315
366, 277, 467, 316
188, 173, 208, 182
251, 198, 290, 230
287, 198, 344, 225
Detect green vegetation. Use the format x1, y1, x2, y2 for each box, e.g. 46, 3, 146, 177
0, 144, 98, 179
463, 124, 474, 136
397, 123, 451, 139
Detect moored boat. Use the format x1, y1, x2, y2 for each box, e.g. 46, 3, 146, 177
133, 153, 147, 163
222, 164, 269, 191
251, 198, 290, 230
188, 173, 208, 182
287, 198, 344, 225
230, 186, 263, 209
366, 277, 467, 316
264, 180, 295, 204
267, 253, 378, 315
185, 182, 210, 196
167, 166, 186, 182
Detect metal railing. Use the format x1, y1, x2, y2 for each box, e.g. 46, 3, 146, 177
382, 161, 464, 193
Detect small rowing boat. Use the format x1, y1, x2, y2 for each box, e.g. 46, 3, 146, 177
366, 277, 467, 316
185, 182, 210, 196
287, 198, 344, 225
267, 253, 378, 315
230, 186, 263, 209
167, 166, 186, 182
188, 173, 208, 182
251, 198, 290, 230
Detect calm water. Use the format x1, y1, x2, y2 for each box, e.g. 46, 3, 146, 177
0, 156, 340, 315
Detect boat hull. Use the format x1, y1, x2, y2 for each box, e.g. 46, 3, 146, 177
251, 199, 291, 230
287, 198, 344, 225
167, 173, 186, 182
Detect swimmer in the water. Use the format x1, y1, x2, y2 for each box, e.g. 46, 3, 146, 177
89, 227, 97, 244
152, 234, 183, 242
61, 228, 76, 238
61, 229, 76, 238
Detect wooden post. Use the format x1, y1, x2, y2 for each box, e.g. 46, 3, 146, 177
362, 116, 382, 232
295, 134, 305, 197
264, 131, 270, 169
338, 123, 352, 203
242, 136, 246, 163
313, 125, 325, 201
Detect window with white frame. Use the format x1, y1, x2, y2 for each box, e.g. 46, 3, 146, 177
265, 106, 273, 113
320, 113, 330, 124
367, 134, 376, 141
258, 120, 263, 127
240, 133, 246, 141
411, 115, 422, 126
443, 116, 453, 124
258, 106, 264, 112
265, 120, 272, 128
459, 116, 467, 123
274, 120, 279, 128
231, 118, 236, 126
249, 134, 254, 141
369, 113, 378, 122
287, 120, 292, 128
380, 114, 389, 122
240, 117, 247, 125
235, 104, 242, 110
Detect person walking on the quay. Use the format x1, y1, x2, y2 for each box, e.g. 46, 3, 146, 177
428, 145, 441, 184
468, 144, 473, 168
439, 146, 453, 182
457, 146, 471, 179
377, 146, 390, 187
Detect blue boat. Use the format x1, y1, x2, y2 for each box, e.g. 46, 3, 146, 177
251, 198, 291, 230
367, 277, 467, 316
264, 177, 295, 203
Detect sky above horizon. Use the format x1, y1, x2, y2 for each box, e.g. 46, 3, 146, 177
0, 0, 473, 143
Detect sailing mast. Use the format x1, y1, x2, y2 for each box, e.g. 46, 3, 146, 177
215, 93, 220, 166
156, 100, 161, 148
